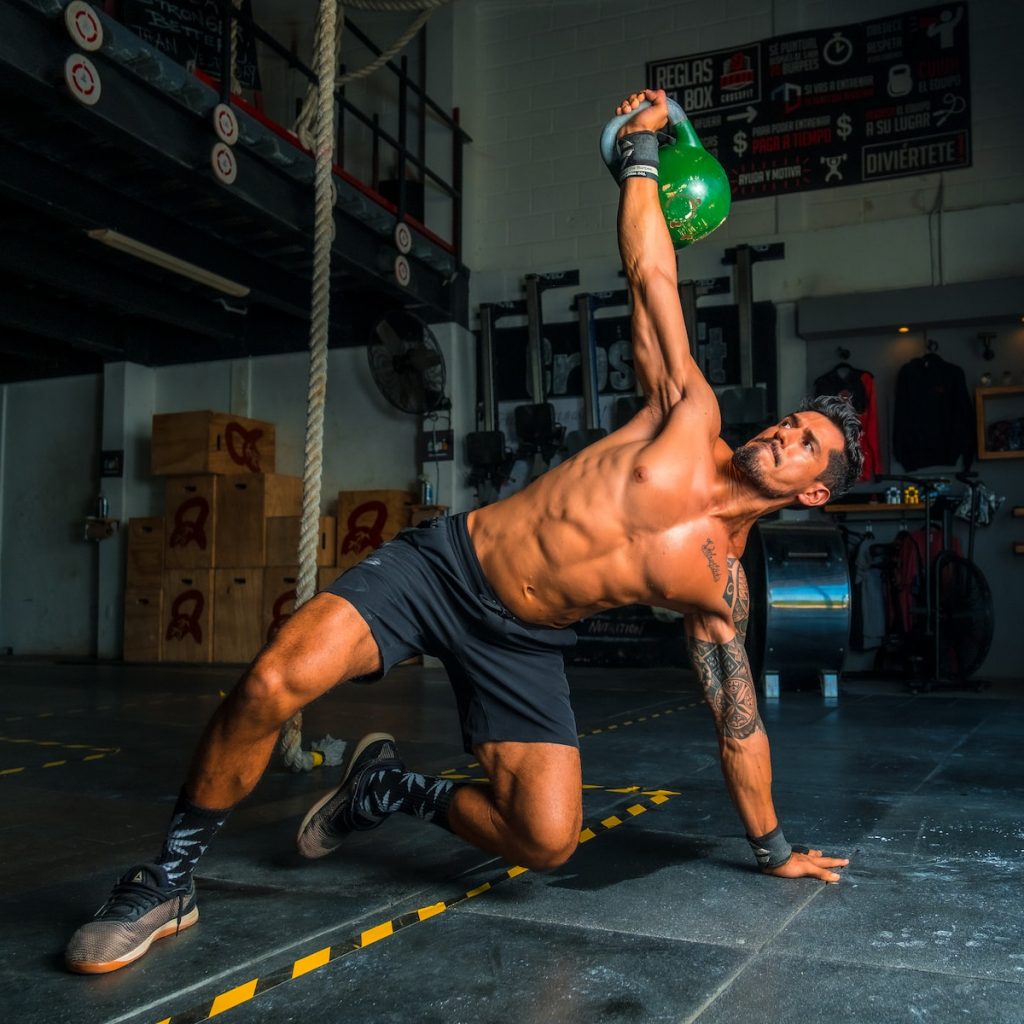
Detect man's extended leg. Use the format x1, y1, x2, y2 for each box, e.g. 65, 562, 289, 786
65, 593, 382, 974
185, 592, 382, 810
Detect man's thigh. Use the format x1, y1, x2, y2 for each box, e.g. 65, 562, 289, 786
254, 591, 382, 702
474, 740, 583, 835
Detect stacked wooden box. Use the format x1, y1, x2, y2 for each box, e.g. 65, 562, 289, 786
123, 411, 420, 664
123, 411, 317, 663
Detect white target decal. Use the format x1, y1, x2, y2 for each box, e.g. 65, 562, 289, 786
211, 143, 238, 185
212, 103, 239, 146
393, 221, 412, 254
394, 254, 411, 287
65, 2, 103, 51
64, 54, 101, 106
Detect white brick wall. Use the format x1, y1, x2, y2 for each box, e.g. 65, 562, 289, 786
453, 0, 1024, 305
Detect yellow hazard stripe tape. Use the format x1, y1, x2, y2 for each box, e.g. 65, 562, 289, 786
291, 947, 329, 978
154, 787, 680, 1024
0, 747, 121, 777
2, 693, 221, 727
0, 736, 118, 751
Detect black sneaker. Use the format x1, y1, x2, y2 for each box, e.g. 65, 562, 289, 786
65, 864, 198, 974
296, 732, 402, 859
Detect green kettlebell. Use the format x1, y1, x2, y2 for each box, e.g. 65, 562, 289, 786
600, 98, 731, 249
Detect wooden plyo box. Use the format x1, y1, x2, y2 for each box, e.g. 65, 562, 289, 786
216, 474, 303, 567
262, 568, 299, 647
151, 411, 276, 476
161, 570, 214, 662
318, 565, 341, 593
260, 568, 348, 647
213, 570, 263, 663
408, 503, 448, 527
123, 588, 163, 662
126, 517, 164, 586
336, 490, 411, 570
164, 476, 218, 569
265, 516, 336, 568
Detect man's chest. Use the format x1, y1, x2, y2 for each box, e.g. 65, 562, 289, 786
631, 518, 736, 613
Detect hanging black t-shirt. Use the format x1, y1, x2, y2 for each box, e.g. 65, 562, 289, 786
892, 354, 974, 470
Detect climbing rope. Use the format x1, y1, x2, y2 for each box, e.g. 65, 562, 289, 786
279, 0, 451, 771
228, 0, 243, 95
279, 0, 342, 773
294, 0, 450, 149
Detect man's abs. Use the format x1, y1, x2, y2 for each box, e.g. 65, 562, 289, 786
467, 439, 724, 626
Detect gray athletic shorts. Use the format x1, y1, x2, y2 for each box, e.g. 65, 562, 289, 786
325, 513, 579, 752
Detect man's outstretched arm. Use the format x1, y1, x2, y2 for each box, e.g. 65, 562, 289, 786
614, 90, 717, 429
685, 558, 848, 882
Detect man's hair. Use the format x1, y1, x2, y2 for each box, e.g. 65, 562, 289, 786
798, 395, 863, 498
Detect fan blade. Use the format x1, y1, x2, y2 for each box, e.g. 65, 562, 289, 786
376, 319, 407, 357
406, 346, 443, 372
397, 372, 423, 414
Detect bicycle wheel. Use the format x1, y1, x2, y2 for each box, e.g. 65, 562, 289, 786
933, 554, 994, 681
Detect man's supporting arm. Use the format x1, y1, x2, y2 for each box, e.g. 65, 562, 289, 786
686, 558, 847, 882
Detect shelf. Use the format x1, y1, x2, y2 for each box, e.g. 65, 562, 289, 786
976, 385, 1024, 460
825, 503, 929, 514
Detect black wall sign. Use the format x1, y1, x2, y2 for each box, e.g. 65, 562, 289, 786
647, 4, 970, 200
100, 449, 124, 478
490, 303, 776, 410
121, 0, 262, 90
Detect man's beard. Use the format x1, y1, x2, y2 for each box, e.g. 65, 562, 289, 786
732, 441, 787, 498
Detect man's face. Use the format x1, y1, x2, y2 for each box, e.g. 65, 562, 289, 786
732, 411, 845, 504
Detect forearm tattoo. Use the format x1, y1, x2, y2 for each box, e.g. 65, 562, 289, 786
725, 558, 750, 642
686, 634, 763, 740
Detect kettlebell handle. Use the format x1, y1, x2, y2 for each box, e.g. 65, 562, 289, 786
599, 97, 688, 169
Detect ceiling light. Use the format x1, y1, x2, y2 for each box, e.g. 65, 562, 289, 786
86, 229, 250, 298
898, 326, 910, 333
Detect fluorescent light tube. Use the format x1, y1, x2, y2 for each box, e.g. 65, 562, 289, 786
86, 229, 250, 298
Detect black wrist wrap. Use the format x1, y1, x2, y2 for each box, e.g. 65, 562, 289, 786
615, 130, 660, 183
747, 825, 793, 869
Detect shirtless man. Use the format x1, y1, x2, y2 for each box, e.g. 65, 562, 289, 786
66, 89, 859, 974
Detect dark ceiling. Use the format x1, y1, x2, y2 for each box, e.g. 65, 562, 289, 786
0, 0, 467, 385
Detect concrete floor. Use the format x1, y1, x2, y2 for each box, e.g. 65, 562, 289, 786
1, 660, 1022, 1024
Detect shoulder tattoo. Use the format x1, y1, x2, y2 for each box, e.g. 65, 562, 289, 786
725, 557, 750, 641
701, 537, 722, 581
686, 633, 763, 740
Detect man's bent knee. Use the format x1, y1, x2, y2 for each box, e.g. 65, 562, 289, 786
514, 815, 581, 871
234, 656, 304, 727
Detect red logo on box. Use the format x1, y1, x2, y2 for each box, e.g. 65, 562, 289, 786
166, 590, 205, 644
169, 496, 209, 550
341, 501, 388, 555
267, 589, 297, 643
225, 422, 265, 472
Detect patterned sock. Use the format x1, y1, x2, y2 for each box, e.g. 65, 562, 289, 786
357, 767, 458, 832
156, 789, 232, 886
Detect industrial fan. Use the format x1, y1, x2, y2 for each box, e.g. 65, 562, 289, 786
367, 309, 447, 415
